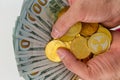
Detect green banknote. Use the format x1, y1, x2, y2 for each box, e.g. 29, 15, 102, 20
13, 0, 81, 80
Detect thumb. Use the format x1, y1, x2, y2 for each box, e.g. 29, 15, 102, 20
51, 6, 80, 39
57, 48, 90, 79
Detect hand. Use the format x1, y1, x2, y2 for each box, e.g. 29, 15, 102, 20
51, 0, 120, 39
51, 0, 120, 80
57, 31, 120, 80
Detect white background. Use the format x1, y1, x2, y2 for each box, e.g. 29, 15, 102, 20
0, 0, 24, 80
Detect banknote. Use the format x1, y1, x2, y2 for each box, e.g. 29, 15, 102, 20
45, 67, 67, 80
16, 55, 47, 65
22, 65, 73, 80
63, 73, 75, 80
27, 0, 54, 26
27, 0, 69, 27
13, 20, 44, 48
18, 59, 55, 71
16, 17, 49, 42
17, 0, 52, 42
13, 0, 82, 80
55, 70, 70, 80
22, 64, 66, 80
28, 64, 65, 80
13, 37, 46, 56
21, 18, 52, 42
19, 62, 61, 76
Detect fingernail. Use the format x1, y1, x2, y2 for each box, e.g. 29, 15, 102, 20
51, 29, 60, 39
57, 48, 66, 60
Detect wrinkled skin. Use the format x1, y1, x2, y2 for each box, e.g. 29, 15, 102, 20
51, 0, 120, 80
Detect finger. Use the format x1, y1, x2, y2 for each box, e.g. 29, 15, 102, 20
68, 0, 76, 6
51, 5, 80, 39
102, 12, 120, 28
57, 48, 90, 79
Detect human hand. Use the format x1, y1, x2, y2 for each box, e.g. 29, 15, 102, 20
56, 31, 120, 80
51, 0, 120, 39
51, 0, 120, 80
57, 32, 120, 80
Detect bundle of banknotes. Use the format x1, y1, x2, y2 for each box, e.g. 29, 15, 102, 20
13, 0, 81, 80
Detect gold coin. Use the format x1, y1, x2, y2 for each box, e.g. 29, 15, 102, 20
60, 22, 82, 41
75, 34, 81, 38
59, 35, 75, 42
71, 36, 91, 59
97, 24, 112, 41
64, 41, 71, 49
88, 33, 110, 54
65, 23, 82, 36
45, 40, 66, 62
80, 23, 98, 36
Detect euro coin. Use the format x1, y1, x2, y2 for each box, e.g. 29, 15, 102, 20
70, 36, 91, 59
97, 24, 112, 41
88, 33, 111, 54
80, 23, 98, 36
45, 40, 66, 62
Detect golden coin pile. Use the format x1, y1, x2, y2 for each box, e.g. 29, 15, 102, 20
45, 7, 112, 62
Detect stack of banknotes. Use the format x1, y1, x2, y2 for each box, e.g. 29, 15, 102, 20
13, 0, 81, 80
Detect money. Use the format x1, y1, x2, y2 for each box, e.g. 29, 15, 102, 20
13, 0, 115, 80
97, 24, 112, 41
45, 40, 66, 62
45, 68, 67, 80
33, 64, 65, 80
19, 62, 61, 76
16, 56, 46, 65
14, 17, 47, 44
59, 22, 82, 42
13, 0, 73, 79
80, 23, 99, 37
45, 7, 112, 60
88, 33, 111, 54
55, 70, 70, 80
71, 36, 91, 59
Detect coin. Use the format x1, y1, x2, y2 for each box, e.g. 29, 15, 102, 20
88, 33, 111, 54
70, 36, 91, 59
80, 23, 98, 36
64, 41, 71, 49
45, 40, 66, 62
60, 22, 82, 41
97, 24, 112, 42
